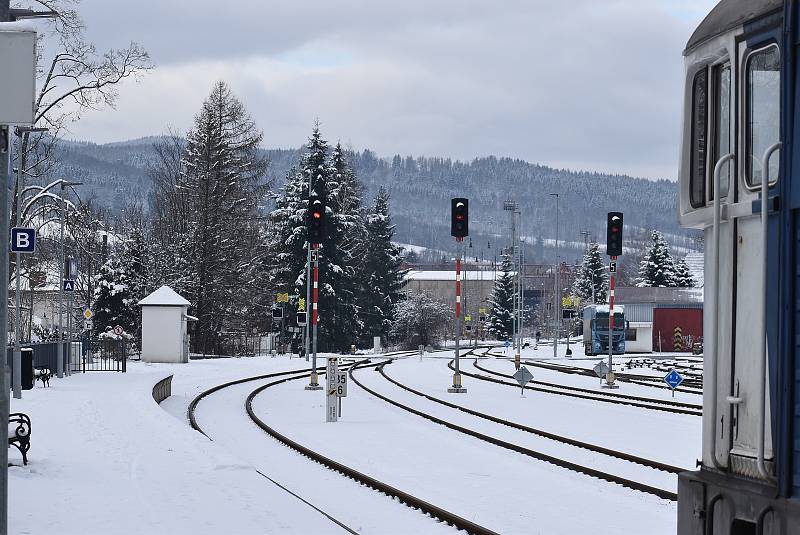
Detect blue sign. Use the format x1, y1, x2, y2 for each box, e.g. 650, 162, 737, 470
663, 369, 684, 390
62, 279, 75, 292
10, 227, 35, 253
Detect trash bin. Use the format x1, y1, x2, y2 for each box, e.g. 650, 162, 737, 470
21, 348, 33, 390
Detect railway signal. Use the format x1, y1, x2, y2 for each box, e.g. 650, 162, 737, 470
604, 211, 623, 389
606, 212, 623, 257
308, 197, 325, 243
449, 198, 468, 393
451, 198, 469, 238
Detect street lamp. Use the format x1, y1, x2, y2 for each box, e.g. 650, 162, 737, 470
503, 200, 521, 366
549, 193, 560, 359
56, 180, 82, 379
11, 126, 48, 399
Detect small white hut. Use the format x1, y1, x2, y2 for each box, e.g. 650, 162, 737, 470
139, 286, 192, 363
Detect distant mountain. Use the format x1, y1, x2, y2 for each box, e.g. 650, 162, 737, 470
50, 137, 699, 263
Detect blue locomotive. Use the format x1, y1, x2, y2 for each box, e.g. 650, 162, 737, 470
677, 0, 800, 532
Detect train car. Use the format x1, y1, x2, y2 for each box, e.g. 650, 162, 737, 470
676, 0, 800, 532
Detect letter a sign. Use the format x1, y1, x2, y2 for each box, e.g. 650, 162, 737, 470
10, 227, 35, 253
62, 279, 75, 292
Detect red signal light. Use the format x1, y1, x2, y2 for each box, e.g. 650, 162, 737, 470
313, 211, 322, 219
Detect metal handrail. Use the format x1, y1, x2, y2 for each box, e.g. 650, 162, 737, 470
757, 141, 781, 480
708, 153, 735, 470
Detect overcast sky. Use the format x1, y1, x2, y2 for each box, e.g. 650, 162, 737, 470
59, 0, 718, 180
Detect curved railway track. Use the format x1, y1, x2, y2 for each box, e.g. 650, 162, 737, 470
451, 358, 702, 417
378, 361, 684, 474
350, 360, 678, 501
188, 354, 499, 535
472, 357, 703, 412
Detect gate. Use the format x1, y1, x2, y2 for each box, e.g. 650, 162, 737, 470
71, 339, 127, 373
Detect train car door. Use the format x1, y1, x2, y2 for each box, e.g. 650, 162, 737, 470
730, 38, 781, 470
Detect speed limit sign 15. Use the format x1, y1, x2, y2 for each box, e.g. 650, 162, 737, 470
335, 371, 348, 397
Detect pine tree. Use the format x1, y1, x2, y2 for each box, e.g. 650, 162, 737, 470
360, 187, 407, 344
487, 254, 515, 340
176, 81, 268, 353
269, 125, 358, 352
328, 142, 364, 346
269, 165, 311, 297
572, 242, 609, 303
637, 230, 678, 287
93, 256, 136, 335
673, 257, 695, 288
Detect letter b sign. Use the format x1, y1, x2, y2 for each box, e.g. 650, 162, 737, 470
10, 228, 35, 253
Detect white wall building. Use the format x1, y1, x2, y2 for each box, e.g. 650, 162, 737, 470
139, 286, 191, 364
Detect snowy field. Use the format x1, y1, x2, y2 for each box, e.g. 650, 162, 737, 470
8, 349, 701, 534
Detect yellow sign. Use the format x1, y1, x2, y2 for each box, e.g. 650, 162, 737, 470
83, 309, 93, 320
277, 292, 289, 303
562, 296, 581, 308
465, 315, 472, 322
478, 307, 487, 314
298, 298, 306, 311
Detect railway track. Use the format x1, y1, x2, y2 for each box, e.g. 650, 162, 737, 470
350, 359, 679, 501
188, 354, 499, 535
519, 357, 703, 394
378, 361, 685, 474
449, 358, 702, 417
473, 356, 703, 411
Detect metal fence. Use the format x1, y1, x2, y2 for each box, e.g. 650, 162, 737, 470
6, 342, 68, 381
72, 339, 127, 372
6, 339, 128, 379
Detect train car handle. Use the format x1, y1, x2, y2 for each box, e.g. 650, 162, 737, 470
708, 153, 735, 471
757, 141, 781, 481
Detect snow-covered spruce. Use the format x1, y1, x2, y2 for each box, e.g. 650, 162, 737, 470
638, 230, 685, 288
93, 256, 136, 335
572, 242, 609, 303
359, 187, 408, 345
487, 253, 515, 340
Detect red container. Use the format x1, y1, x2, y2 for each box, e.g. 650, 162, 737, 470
652, 307, 703, 353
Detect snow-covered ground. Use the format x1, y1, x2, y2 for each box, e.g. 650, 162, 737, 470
8, 349, 701, 534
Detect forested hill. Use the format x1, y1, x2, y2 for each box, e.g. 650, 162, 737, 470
53, 137, 697, 264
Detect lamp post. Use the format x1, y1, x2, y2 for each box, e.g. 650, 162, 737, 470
549, 193, 560, 359
55, 181, 82, 379
11, 126, 48, 399
503, 200, 520, 367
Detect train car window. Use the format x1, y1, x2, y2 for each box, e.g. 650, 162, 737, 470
710, 63, 731, 200
690, 69, 708, 208
746, 45, 780, 188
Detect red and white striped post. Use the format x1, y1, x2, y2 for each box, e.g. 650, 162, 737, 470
605, 255, 618, 388
305, 242, 322, 389
312, 242, 319, 361
449, 238, 466, 392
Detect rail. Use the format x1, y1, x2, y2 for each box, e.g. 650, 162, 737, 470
349, 360, 677, 500
246, 360, 500, 534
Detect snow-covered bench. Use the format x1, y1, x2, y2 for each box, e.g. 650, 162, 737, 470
8, 413, 31, 465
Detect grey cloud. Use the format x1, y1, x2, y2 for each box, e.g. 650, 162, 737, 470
61, 0, 718, 180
